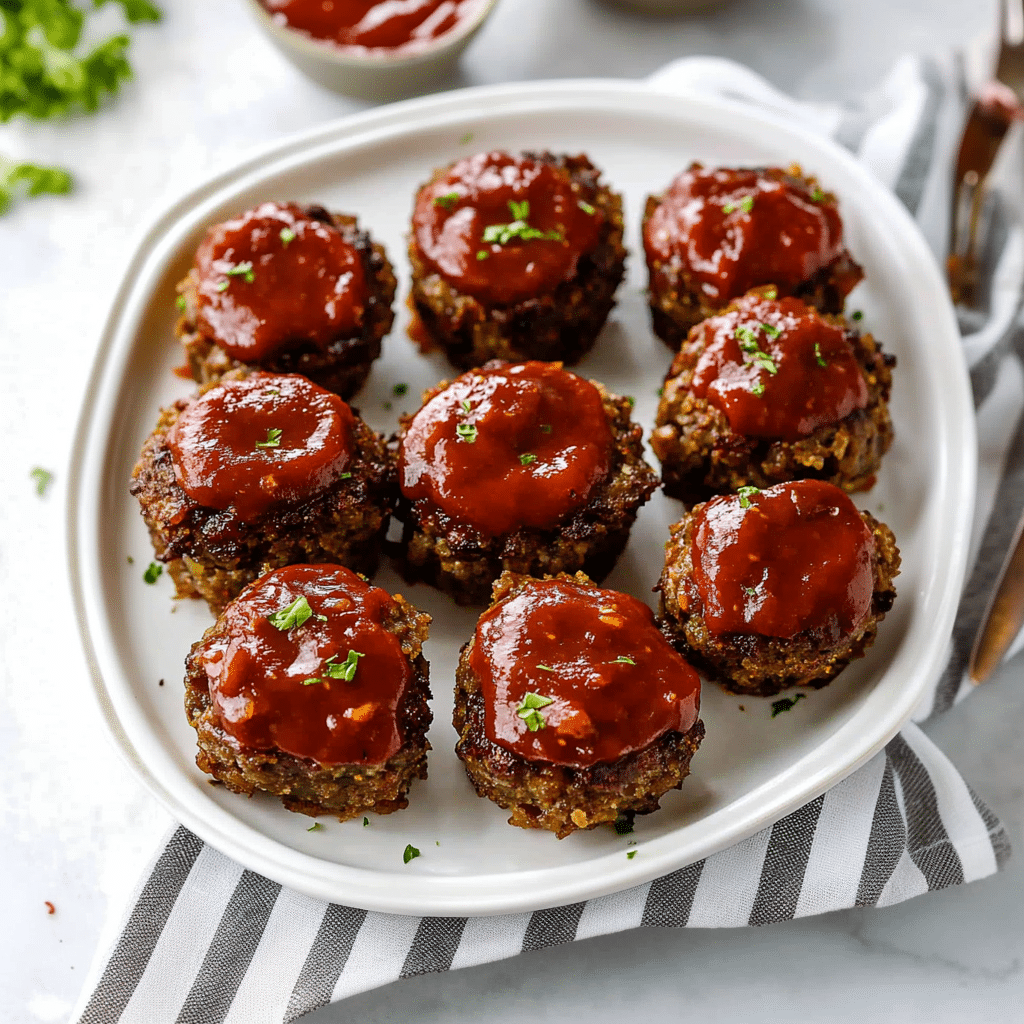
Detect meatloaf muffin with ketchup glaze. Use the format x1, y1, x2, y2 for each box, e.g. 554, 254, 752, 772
177, 200, 396, 399
130, 371, 396, 615
657, 480, 900, 697
643, 164, 863, 349
394, 360, 659, 605
651, 288, 895, 504
185, 564, 431, 819
408, 150, 626, 369
454, 571, 704, 838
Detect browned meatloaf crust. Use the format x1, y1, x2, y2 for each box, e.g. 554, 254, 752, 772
184, 589, 431, 819
392, 377, 660, 606
651, 307, 896, 504
643, 168, 863, 350
453, 573, 705, 839
130, 375, 397, 615
408, 152, 627, 369
657, 506, 901, 697
177, 205, 396, 400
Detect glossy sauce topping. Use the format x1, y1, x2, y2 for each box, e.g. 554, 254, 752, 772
168, 372, 355, 522
262, 0, 486, 51
690, 292, 868, 440
199, 565, 412, 765
471, 577, 701, 768
193, 201, 367, 361
412, 151, 603, 306
644, 166, 845, 304
399, 361, 613, 538
689, 480, 875, 641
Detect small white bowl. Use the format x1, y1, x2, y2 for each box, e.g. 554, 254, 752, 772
244, 0, 500, 100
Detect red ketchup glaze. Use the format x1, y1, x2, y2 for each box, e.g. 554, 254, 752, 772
689, 480, 875, 641
399, 361, 613, 538
168, 372, 355, 522
690, 292, 868, 440
193, 201, 367, 361
261, 0, 485, 51
470, 577, 701, 768
198, 565, 412, 765
412, 151, 603, 306
644, 166, 845, 304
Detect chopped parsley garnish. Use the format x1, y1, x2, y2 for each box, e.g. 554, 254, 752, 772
627, 850, 637, 860
611, 656, 636, 665
143, 561, 162, 584
763, 286, 778, 300
613, 814, 634, 835
393, 382, 409, 396
225, 261, 255, 283
330, 649, 365, 681
481, 199, 563, 247
536, 664, 556, 672
624, 396, 635, 409
267, 595, 313, 631
771, 693, 807, 718
737, 485, 760, 509
280, 227, 296, 245
339, 472, 352, 479
0, 160, 73, 217
517, 691, 554, 732
814, 342, 828, 367
307, 822, 323, 832
363, 816, 370, 826
851, 310, 863, 321
810, 187, 826, 202
577, 199, 596, 215
539, 424, 552, 433
403, 844, 420, 863
761, 323, 781, 339
215, 280, 229, 292
265, 388, 280, 395
256, 427, 282, 449
750, 380, 765, 396
735, 325, 777, 375
460, 399, 472, 414
723, 195, 754, 215
476, 250, 489, 260
456, 423, 477, 443
519, 452, 537, 466
434, 190, 460, 209
743, 586, 757, 597
29, 466, 53, 496
175, 295, 186, 312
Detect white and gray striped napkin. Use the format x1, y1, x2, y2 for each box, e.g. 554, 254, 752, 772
72, 53, 1020, 1024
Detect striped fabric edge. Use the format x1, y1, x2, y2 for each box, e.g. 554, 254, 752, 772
70, 53, 1017, 1024
70, 725, 1011, 1023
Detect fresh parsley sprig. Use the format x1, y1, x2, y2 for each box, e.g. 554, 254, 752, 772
480, 199, 563, 249
517, 691, 554, 732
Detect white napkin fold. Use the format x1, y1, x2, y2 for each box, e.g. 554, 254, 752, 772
71, 54, 1018, 1024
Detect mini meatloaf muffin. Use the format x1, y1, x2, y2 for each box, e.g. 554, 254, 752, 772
394, 360, 659, 605
651, 288, 895, 503
408, 150, 626, 369
130, 371, 396, 615
176, 200, 396, 399
184, 564, 431, 819
643, 164, 863, 349
657, 479, 900, 697
454, 572, 704, 838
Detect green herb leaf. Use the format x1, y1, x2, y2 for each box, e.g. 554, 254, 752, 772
225, 260, 255, 283
434, 190, 460, 210
743, 586, 757, 597
577, 199, 595, 215
763, 286, 778, 300
323, 649, 365, 682
256, 427, 282, 449
307, 822, 323, 831
536, 664, 556, 672
363, 816, 370, 826
737, 485, 760, 509
516, 691, 554, 732
722, 194, 754, 215
267, 595, 313, 631
810, 186, 826, 202
279, 227, 295, 245
393, 382, 409, 397
761, 323, 781, 339
626, 850, 637, 860
215, 280, 229, 292
814, 342, 828, 367
175, 294, 186, 312
610, 656, 636, 665
750, 379, 765, 396
339, 472, 352, 479
508, 198, 529, 220
143, 561, 162, 584
403, 844, 420, 864
771, 693, 807, 718
851, 310, 863, 321
456, 423, 477, 443
29, 466, 53, 496
476, 249, 489, 260
518, 452, 537, 466
460, 399, 472, 414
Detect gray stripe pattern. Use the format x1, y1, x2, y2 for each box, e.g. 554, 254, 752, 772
72, 55, 1017, 1023
77, 827, 204, 1024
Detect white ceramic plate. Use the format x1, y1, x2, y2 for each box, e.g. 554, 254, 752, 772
68, 80, 975, 916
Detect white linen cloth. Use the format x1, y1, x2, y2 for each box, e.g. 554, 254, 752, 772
70, 54, 1020, 1024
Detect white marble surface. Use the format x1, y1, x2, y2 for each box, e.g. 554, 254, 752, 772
2, 0, 1022, 1021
